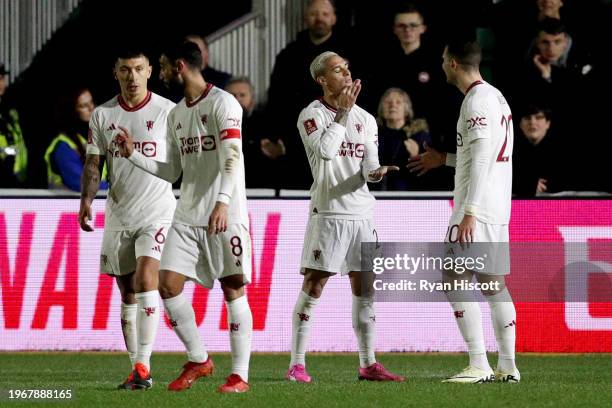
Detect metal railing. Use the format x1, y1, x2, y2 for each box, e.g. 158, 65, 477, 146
0, 0, 82, 84
206, 0, 308, 103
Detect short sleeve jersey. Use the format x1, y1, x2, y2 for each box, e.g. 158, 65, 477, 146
86, 91, 176, 231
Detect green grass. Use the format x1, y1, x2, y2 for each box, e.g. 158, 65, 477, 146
0, 353, 610, 407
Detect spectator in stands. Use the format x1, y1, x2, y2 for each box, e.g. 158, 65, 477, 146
0, 62, 28, 188
515, 19, 592, 125
266, 0, 351, 189
185, 34, 232, 90
513, 105, 565, 196
369, 3, 445, 126
226, 76, 286, 189
45, 87, 107, 191
375, 88, 431, 191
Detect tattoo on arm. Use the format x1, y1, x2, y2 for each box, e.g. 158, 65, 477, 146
81, 154, 101, 201
334, 108, 349, 127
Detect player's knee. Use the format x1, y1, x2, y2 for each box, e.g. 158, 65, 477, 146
120, 292, 136, 304
158, 281, 181, 299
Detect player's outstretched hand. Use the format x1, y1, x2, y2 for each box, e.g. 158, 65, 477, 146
368, 165, 400, 182
337, 79, 361, 111
407, 142, 444, 176
79, 199, 94, 232
208, 201, 229, 235
115, 126, 134, 158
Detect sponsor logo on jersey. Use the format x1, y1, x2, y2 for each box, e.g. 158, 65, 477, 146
466, 116, 487, 130
456, 132, 463, 147
355, 123, 363, 133
337, 142, 364, 159
201, 136, 216, 150
146, 120, 154, 131
313, 249, 322, 261
141, 141, 157, 157
303, 118, 317, 135
227, 117, 241, 127
179, 135, 216, 155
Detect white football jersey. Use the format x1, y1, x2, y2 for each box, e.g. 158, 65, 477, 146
454, 81, 513, 224
297, 99, 380, 220
87, 91, 176, 231
168, 84, 248, 227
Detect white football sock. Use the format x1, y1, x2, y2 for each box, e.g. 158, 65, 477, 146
163, 293, 208, 363
290, 291, 320, 367
120, 302, 138, 368
226, 295, 252, 382
486, 288, 517, 372
352, 294, 377, 368
135, 290, 160, 370
447, 291, 490, 371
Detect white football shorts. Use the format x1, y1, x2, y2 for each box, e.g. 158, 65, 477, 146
444, 213, 510, 275
159, 222, 252, 289
300, 217, 377, 275
100, 223, 170, 276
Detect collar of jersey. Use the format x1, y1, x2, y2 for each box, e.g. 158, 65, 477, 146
186, 83, 214, 108
118, 91, 152, 112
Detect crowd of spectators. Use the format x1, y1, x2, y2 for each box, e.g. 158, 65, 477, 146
0, 0, 610, 195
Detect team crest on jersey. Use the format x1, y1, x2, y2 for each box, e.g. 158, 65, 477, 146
355, 123, 363, 133
201, 114, 208, 125
313, 249, 322, 261
466, 116, 487, 130
87, 128, 93, 144
146, 120, 154, 131
141, 141, 157, 157
303, 118, 317, 135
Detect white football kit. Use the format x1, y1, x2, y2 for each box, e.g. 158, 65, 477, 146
127, 84, 251, 288
87, 91, 176, 275
445, 80, 513, 275
297, 99, 381, 274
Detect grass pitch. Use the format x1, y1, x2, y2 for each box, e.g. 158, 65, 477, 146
0, 353, 610, 407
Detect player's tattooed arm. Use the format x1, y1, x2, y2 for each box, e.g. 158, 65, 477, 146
334, 108, 350, 127
79, 154, 101, 231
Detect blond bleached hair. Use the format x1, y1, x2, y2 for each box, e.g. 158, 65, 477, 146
309, 51, 340, 81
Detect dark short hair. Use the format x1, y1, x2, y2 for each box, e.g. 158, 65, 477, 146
163, 41, 203, 71
114, 46, 149, 64
521, 104, 552, 121
395, 2, 424, 21
226, 76, 253, 90
446, 37, 481, 69
539, 18, 568, 36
